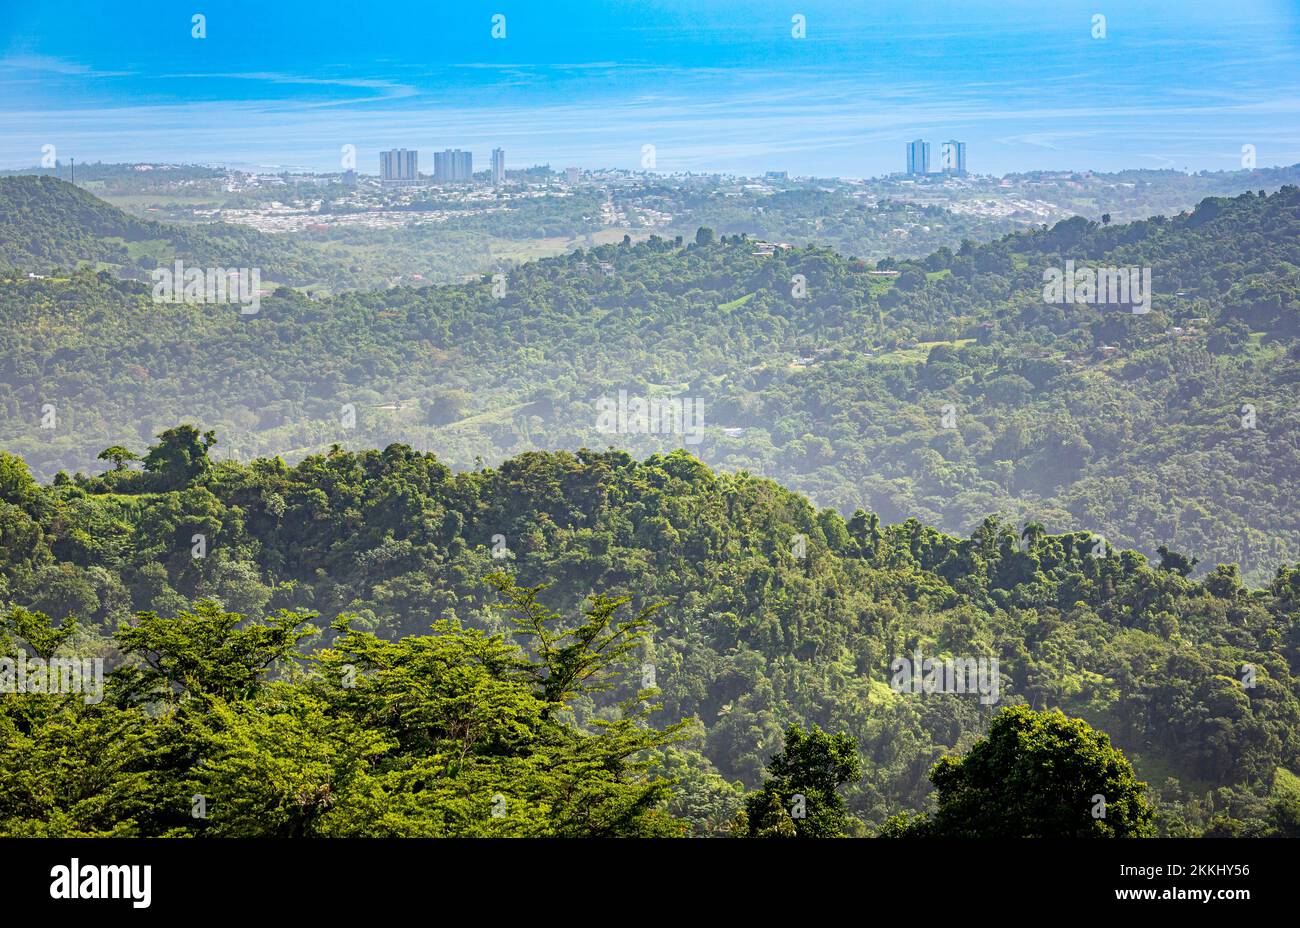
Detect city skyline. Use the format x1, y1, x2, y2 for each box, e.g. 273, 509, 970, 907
2, 1, 1299, 176
907, 138, 967, 176
17, 147, 1295, 186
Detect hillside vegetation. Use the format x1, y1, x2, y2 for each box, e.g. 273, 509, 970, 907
3, 181, 1299, 581
0, 434, 1297, 835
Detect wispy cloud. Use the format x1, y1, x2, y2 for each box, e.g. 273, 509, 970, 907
0, 54, 133, 78
159, 71, 419, 106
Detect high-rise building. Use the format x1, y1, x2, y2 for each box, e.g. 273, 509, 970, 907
434, 149, 474, 183
906, 140, 930, 176
941, 140, 967, 175
565, 166, 580, 185
491, 148, 506, 186
380, 149, 419, 185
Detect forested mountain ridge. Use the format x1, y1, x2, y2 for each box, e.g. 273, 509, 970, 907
0, 434, 1297, 834
0, 175, 324, 284
3, 182, 1299, 582
0, 174, 512, 292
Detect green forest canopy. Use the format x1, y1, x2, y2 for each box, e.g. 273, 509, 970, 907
3, 180, 1299, 582
0, 432, 1297, 836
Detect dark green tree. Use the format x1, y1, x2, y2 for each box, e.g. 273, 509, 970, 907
903, 705, 1155, 837
1156, 544, 1199, 577
142, 425, 217, 490
744, 724, 862, 838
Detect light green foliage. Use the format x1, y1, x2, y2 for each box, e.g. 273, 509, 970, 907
0, 576, 686, 837
1, 433, 1296, 835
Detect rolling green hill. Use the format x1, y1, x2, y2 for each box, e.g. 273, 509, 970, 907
0, 175, 312, 281
0, 435, 1297, 835
2, 181, 1299, 582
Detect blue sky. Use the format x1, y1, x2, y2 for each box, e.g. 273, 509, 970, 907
1, 0, 1298, 176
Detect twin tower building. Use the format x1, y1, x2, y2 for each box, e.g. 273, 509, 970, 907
906, 139, 967, 176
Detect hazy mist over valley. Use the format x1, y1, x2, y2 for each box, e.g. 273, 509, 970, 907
1, 1, 1298, 907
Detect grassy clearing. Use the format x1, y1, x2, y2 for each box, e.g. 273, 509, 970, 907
718, 292, 756, 312
872, 338, 975, 365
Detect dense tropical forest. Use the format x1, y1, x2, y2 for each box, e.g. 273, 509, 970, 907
3, 178, 1300, 583
0, 431, 1297, 836
3, 170, 1299, 839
